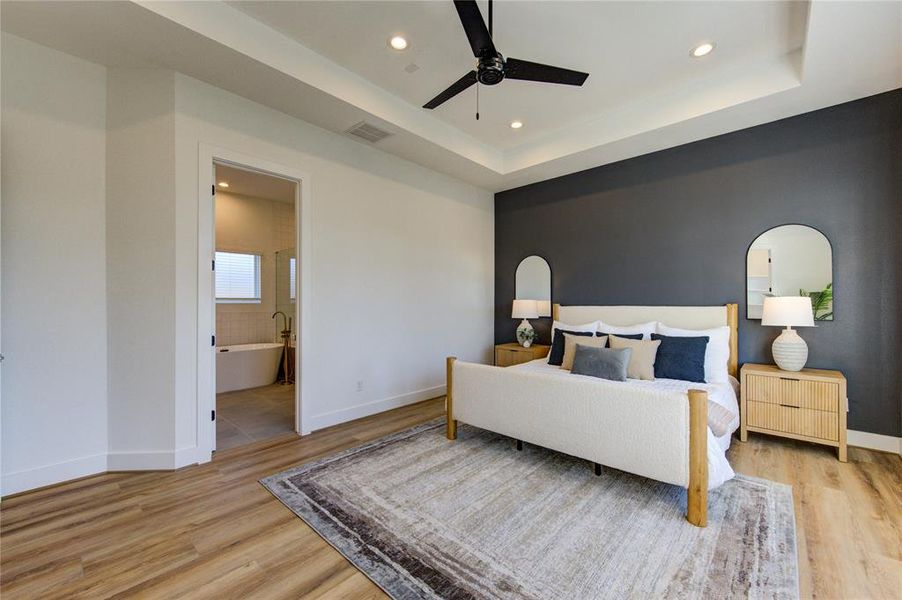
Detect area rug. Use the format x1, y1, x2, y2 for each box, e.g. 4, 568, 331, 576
261, 420, 798, 599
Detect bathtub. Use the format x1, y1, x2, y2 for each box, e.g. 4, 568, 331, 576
216, 343, 284, 393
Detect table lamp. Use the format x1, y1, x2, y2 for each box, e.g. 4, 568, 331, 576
512, 299, 539, 348
762, 296, 815, 371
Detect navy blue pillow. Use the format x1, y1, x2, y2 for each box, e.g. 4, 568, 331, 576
651, 333, 709, 383
549, 329, 594, 366
599, 332, 643, 347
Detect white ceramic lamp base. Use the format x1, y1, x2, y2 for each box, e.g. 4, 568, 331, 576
516, 319, 536, 348
772, 327, 808, 371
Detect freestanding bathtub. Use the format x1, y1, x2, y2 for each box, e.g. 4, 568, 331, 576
216, 342, 284, 393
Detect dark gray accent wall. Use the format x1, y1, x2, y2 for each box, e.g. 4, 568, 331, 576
495, 89, 902, 437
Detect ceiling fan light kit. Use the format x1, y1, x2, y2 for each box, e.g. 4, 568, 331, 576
423, 0, 590, 116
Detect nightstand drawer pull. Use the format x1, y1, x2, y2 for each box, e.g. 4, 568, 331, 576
779, 403, 800, 409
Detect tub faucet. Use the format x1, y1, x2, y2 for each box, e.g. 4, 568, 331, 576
272, 311, 291, 340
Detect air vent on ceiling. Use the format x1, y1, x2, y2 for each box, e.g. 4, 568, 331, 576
345, 121, 392, 144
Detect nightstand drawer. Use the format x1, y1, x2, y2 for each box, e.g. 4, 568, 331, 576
494, 344, 550, 367
745, 374, 839, 412
746, 401, 838, 441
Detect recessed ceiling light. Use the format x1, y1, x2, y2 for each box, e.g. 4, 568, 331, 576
691, 42, 715, 58
510, 120, 523, 129
389, 36, 408, 51
218, 181, 229, 188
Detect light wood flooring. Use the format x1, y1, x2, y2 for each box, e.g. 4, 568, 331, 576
1, 397, 899, 599
216, 384, 295, 451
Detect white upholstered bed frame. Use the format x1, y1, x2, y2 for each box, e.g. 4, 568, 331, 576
446, 303, 739, 528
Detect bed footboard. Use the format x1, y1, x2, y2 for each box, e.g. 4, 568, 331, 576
445, 356, 708, 527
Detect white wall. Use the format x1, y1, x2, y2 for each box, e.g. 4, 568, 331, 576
0, 34, 108, 494
105, 68, 178, 469
174, 74, 494, 445
0, 37, 494, 492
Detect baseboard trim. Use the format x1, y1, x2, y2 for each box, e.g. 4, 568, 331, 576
847, 430, 902, 455
1, 453, 108, 497
107, 451, 178, 471
306, 385, 446, 433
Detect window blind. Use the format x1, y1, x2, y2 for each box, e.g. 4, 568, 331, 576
215, 251, 261, 302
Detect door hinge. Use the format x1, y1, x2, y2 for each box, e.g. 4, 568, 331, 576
211, 410, 216, 421
212, 258, 215, 271
211, 335, 216, 347
212, 184, 216, 195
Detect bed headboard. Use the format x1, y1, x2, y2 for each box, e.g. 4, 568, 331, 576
552, 303, 740, 378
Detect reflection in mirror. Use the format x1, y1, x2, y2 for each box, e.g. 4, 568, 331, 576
747, 225, 833, 321
515, 255, 551, 317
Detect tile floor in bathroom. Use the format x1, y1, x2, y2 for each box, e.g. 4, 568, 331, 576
216, 383, 295, 451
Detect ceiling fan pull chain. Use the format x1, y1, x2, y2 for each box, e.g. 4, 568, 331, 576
476, 81, 480, 120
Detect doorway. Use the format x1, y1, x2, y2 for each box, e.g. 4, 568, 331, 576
197, 145, 310, 460
212, 164, 297, 450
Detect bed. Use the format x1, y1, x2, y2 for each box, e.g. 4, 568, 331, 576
445, 303, 740, 528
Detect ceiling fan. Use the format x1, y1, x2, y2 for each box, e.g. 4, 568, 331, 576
423, 0, 589, 113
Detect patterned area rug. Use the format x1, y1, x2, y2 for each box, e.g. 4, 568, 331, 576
261, 421, 798, 599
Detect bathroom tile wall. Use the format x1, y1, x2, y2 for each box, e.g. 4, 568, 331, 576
215, 191, 296, 347
273, 201, 295, 252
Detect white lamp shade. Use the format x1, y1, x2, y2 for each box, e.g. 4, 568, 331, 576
761, 296, 815, 327
512, 299, 539, 319
535, 300, 552, 317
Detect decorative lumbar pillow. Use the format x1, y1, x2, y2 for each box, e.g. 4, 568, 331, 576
561, 334, 608, 370
608, 335, 661, 380
650, 334, 709, 383
548, 329, 594, 366
570, 345, 632, 382
597, 320, 657, 340
657, 323, 731, 383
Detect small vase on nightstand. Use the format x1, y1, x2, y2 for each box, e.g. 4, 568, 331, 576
516, 320, 536, 348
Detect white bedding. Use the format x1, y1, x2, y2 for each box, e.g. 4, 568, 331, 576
511, 358, 740, 453
453, 358, 739, 489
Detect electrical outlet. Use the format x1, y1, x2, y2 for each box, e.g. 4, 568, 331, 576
356, 380, 364, 392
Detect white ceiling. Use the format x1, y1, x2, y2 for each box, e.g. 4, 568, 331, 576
214, 164, 297, 204
229, 1, 807, 150
2, 1, 899, 191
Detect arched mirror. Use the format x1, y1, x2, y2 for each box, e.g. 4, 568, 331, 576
747, 225, 833, 321
515, 255, 551, 317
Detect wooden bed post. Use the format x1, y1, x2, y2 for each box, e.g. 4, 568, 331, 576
446, 356, 457, 440
687, 389, 708, 527
726, 303, 739, 379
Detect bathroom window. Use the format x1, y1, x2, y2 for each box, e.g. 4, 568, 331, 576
215, 251, 261, 303
289, 257, 297, 301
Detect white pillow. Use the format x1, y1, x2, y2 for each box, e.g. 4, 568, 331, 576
596, 320, 657, 340
550, 320, 599, 341
656, 323, 731, 383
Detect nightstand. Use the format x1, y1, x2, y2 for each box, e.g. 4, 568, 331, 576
494, 343, 550, 367
740, 363, 848, 461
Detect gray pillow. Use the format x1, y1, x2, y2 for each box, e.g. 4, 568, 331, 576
571, 345, 632, 382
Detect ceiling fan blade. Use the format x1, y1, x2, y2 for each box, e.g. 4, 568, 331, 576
505, 57, 589, 86
423, 71, 478, 109
454, 0, 496, 58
